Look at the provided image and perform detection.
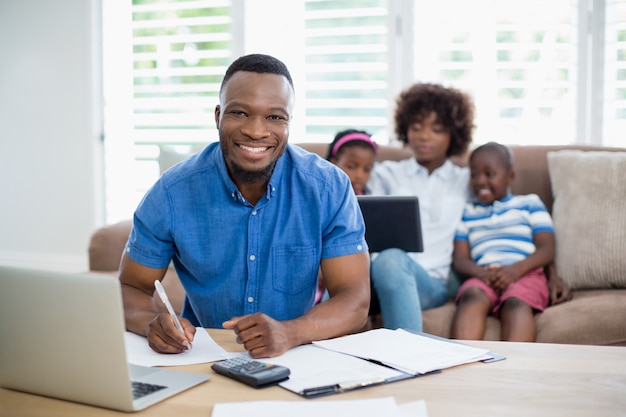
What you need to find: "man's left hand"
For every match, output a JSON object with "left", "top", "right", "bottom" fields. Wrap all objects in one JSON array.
[{"left": 222, "top": 312, "right": 292, "bottom": 358}]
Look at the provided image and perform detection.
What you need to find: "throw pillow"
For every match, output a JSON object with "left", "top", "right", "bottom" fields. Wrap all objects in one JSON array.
[
  {"left": 158, "top": 145, "right": 205, "bottom": 174},
  {"left": 547, "top": 150, "right": 626, "bottom": 289}
]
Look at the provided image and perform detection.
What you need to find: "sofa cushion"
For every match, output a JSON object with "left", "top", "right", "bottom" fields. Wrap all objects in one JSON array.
[
  {"left": 424, "top": 290, "right": 626, "bottom": 346},
  {"left": 422, "top": 302, "right": 501, "bottom": 341},
  {"left": 547, "top": 150, "right": 626, "bottom": 289},
  {"left": 535, "top": 290, "right": 626, "bottom": 346}
]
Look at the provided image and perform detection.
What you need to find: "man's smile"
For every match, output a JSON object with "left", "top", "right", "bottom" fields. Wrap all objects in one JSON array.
[{"left": 239, "top": 144, "right": 270, "bottom": 153}]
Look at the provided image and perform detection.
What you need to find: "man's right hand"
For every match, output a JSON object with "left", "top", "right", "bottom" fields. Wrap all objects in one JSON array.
[
  {"left": 118, "top": 254, "right": 193, "bottom": 354},
  {"left": 146, "top": 312, "right": 195, "bottom": 354}
]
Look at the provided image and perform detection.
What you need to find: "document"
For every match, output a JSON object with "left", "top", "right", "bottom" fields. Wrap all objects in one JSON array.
[
  {"left": 257, "top": 344, "right": 408, "bottom": 397},
  {"left": 214, "top": 329, "right": 501, "bottom": 398},
  {"left": 124, "top": 328, "right": 227, "bottom": 366},
  {"left": 313, "top": 328, "right": 492, "bottom": 375},
  {"left": 212, "top": 397, "right": 429, "bottom": 417}
]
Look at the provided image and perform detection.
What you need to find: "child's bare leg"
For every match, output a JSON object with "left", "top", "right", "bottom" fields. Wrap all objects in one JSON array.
[
  {"left": 499, "top": 297, "right": 535, "bottom": 342},
  {"left": 450, "top": 287, "right": 492, "bottom": 340}
]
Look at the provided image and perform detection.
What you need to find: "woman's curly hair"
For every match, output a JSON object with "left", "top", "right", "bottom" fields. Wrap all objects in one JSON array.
[{"left": 394, "top": 83, "right": 475, "bottom": 157}]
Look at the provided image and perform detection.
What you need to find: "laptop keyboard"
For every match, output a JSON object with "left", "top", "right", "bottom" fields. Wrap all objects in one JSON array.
[{"left": 131, "top": 381, "right": 167, "bottom": 399}]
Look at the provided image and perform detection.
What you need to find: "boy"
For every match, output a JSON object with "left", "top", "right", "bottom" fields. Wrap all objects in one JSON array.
[{"left": 450, "top": 142, "right": 555, "bottom": 341}]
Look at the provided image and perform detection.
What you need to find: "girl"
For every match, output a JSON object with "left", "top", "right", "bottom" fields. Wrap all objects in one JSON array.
[
  {"left": 315, "top": 129, "right": 378, "bottom": 304},
  {"left": 326, "top": 129, "right": 378, "bottom": 195}
]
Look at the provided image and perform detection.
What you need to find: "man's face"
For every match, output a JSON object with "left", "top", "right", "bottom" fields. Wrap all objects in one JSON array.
[{"left": 215, "top": 71, "right": 294, "bottom": 184}]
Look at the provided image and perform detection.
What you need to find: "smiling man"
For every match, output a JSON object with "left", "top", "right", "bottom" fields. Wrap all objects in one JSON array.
[{"left": 119, "top": 54, "right": 370, "bottom": 358}]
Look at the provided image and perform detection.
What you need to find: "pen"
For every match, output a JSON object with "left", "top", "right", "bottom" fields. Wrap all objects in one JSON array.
[
  {"left": 301, "top": 377, "right": 386, "bottom": 397},
  {"left": 154, "top": 280, "right": 191, "bottom": 350}
]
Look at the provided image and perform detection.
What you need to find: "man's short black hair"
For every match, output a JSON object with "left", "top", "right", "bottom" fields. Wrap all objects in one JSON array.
[{"left": 220, "top": 54, "right": 294, "bottom": 94}]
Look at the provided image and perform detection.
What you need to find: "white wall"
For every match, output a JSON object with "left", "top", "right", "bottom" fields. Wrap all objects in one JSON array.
[{"left": 0, "top": 0, "right": 103, "bottom": 272}]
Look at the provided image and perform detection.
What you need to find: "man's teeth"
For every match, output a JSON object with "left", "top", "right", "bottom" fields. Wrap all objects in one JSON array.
[{"left": 240, "top": 145, "right": 268, "bottom": 153}]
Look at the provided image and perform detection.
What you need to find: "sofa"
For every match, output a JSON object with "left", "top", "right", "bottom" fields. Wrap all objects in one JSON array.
[{"left": 88, "top": 142, "right": 626, "bottom": 346}]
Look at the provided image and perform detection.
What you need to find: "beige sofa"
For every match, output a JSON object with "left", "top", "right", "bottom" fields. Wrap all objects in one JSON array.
[{"left": 89, "top": 143, "right": 626, "bottom": 346}]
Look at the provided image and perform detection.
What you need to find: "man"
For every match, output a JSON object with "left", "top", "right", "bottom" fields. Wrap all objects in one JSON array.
[{"left": 119, "top": 54, "right": 370, "bottom": 358}]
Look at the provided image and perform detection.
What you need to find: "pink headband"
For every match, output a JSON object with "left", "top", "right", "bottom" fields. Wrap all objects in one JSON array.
[{"left": 331, "top": 132, "right": 378, "bottom": 157}]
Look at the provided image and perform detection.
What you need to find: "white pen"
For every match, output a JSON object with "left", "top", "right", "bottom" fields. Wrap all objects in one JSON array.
[{"left": 154, "top": 280, "right": 191, "bottom": 350}]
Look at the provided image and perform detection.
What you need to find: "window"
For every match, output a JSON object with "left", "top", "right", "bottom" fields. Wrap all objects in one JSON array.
[
  {"left": 302, "top": 0, "right": 390, "bottom": 142},
  {"left": 604, "top": 0, "right": 626, "bottom": 147},
  {"left": 102, "top": 0, "right": 625, "bottom": 223},
  {"left": 410, "top": 0, "right": 579, "bottom": 145},
  {"left": 103, "top": 0, "right": 234, "bottom": 221}
]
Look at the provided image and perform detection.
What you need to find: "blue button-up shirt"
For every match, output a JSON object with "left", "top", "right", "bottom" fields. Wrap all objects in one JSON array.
[{"left": 126, "top": 143, "right": 367, "bottom": 328}]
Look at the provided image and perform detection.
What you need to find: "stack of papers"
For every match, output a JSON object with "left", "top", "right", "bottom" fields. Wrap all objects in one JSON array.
[
  {"left": 313, "top": 328, "right": 492, "bottom": 375},
  {"left": 258, "top": 343, "right": 406, "bottom": 396},
  {"left": 212, "top": 397, "right": 428, "bottom": 417},
  {"left": 260, "top": 328, "right": 495, "bottom": 397}
]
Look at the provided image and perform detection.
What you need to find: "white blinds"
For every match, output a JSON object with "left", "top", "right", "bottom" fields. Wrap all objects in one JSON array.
[
  {"left": 413, "top": 0, "right": 578, "bottom": 145},
  {"left": 301, "top": 0, "right": 389, "bottom": 142},
  {"left": 102, "top": 0, "right": 625, "bottom": 223},
  {"left": 604, "top": 0, "right": 626, "bottom": 147},
  {"left": 131, "top": 0, "right": 231, "bottom": 148}
]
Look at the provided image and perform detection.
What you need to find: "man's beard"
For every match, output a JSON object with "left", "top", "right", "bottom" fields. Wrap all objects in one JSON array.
[{"left": 228, "top": 159, "right": 276, "bottom": 184}]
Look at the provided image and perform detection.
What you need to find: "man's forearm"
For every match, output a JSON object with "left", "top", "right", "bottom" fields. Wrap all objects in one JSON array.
[
  {"left": 290, "top": 288, "right": 369, "bottom": 346},
  {"left": 121, "top": 283, "right": 161, "bottom": 336}
]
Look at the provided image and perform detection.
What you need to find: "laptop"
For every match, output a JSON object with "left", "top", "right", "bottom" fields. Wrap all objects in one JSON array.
[
  {"left": 357, "top": 195, "right": 423, "bottom": 253},
  {"left": 0, "top": 265, "right": 210, "bottom": 412}
]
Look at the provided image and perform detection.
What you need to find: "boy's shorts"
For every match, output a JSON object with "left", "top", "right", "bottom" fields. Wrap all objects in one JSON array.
[{"left": 455, "top": 267, "right": 550, "bottom": 316}]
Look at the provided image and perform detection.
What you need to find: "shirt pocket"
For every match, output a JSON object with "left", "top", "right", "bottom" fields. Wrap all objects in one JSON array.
[{"left": 271, "top": 245, "right": 318, "bottom": 294}]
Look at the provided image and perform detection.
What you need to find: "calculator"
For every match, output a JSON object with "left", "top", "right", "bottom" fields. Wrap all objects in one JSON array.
[{"left": 211, "top": 356, "right": 290, "bottom": 388}]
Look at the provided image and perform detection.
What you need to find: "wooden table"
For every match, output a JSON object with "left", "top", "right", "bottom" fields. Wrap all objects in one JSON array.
[{"left": 2, "top": 329, "right": 625, "bottom": 417}]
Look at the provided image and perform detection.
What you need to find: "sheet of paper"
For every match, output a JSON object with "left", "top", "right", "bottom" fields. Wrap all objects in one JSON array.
[
  {"left": 313, "top": 328, "right": 490, "bottom": 375},
  {"left": 258, "top": 344, "right": 405, "bottom": 394},
  {"left": 124, "top": 328, "right": 227, "bottom": 366},
  {"left": 212, "top": 397, "right": 428, "bottom": 417},
  {"left": 399, "top": 400, "right": 428, "bottom": 417}
]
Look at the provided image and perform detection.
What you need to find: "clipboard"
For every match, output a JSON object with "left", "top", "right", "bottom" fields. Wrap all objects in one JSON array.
[
  {"left": 306, "top": 329, "right": 502, "bottom": 393},
  {"left": 407, "top": 330, "right": 507, "bottom": 364},
  {"left": 264, "top": 329, "right": 504, "bottom": 399},
  {"left": 298, "top": 368, "right": 438, "bottom": 399},
  {"left": 264, "top": 343, "right": 438, "bottom": 399}
]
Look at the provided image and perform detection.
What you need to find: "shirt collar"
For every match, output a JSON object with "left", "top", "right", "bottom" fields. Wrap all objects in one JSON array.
[
  {"left": 217, "top": 146, "right": 284, "bottom": 205},
  {"left": 473, "top": 192, "right": 513, "bottom": 207},
  {"left": 408, "top": 157, "right": 457, "bottom": 179}
]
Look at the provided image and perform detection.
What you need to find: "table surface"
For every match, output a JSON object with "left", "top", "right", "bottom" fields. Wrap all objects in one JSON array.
[{"left": 2, "top": 329, "right": 625, "bottom": 417}]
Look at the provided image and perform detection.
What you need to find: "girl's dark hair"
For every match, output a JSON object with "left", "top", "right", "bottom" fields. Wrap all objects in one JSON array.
[
  {"left": 394, "top": 83, "right": 475, "bottom": 157},
  {"left": 326, "top": 129, "right": 377, "bottom": 160}
]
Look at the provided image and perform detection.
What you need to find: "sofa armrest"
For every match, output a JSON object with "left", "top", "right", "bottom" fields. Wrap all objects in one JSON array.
[
  {"left": 88, "top": 220, "right": 132, "bottom": 271},
  {"left": 88, "top": 220, "right": 186, "bottom": 314}
]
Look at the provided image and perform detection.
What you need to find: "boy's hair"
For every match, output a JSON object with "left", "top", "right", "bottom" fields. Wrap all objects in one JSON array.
[
  {"left": 326, "top": 129, "right": 377, "bottom": 160},
  {"left": 220, "top": 54, "right": 294, "bottom": 94},
  {"left": 394, "top": 83, "right": 474, "bottom": 157},
  {"left": 471, "top": 141, "right": 514, "bottom": 170}
]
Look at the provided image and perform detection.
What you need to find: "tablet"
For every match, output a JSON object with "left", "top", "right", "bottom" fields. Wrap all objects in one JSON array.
[{"left": 357, "top": 195, "right": 423, "bottom": 253}]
